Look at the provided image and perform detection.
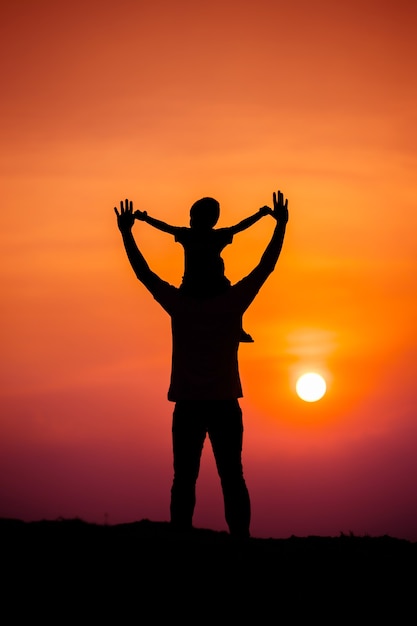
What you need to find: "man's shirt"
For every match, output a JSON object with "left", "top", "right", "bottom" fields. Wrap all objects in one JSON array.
[{"left": 147, "top": 262, "right": 273, "bottom": 401}]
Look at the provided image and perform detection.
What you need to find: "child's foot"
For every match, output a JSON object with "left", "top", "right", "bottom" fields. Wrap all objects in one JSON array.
[{"left": 240, "top": 329, "right": 254, "bottom": 343}]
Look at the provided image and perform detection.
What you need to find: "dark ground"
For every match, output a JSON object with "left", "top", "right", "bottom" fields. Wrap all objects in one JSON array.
[{"left": 2, "top": 517, "right": 416, "bottom": 621}]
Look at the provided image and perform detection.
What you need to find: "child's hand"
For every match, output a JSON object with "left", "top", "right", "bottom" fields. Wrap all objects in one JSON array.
[
  {"left": 259, "top": 205, "right": 273, "bottom": 216},
  {"left": 272, "top": 191, "right": 289, "bottom": 224},
  {"left": 134, "top": 209, "right": 148, "bottom": 221}
]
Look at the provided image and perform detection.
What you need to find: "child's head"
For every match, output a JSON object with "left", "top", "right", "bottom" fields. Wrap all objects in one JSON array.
[{"left": 189, "top": 197, "right": 220, "bottom": 230}]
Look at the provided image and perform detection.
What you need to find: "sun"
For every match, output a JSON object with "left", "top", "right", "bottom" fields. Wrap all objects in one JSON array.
[{"left": 296, "top": 373, "right": 327, "bottom": 402}]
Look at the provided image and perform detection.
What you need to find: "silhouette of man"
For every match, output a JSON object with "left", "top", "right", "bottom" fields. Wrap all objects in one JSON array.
[{"left": 115, "top": 190, "right": 289, "bottom": 538}]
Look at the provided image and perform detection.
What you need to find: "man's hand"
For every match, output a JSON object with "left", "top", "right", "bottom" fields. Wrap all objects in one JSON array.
[
  {"left": 114, "top": 199, "right": 135, "bottom": 233},
  {"left": 271, "top": 190, "right": 289, "bottom": 225}
]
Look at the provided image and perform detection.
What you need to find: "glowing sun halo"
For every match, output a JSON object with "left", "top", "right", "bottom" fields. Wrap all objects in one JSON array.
[{"left": 296, "top": 373, "right": 327, "bottom": 402}]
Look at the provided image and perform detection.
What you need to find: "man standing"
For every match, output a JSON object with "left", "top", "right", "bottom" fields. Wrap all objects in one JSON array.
[{"left": 115, "top": 190, "right": 288, "bottom": 538}]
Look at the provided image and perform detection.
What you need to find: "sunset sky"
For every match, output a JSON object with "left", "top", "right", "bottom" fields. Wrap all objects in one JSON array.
[{"left": 1, "top": 0, "right": 417, "bottom": 540}]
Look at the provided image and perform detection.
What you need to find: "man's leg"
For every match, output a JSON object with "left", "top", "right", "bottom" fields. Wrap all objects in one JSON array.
[
  {"left": 170, "top": 401, "right": 206, "bottom": 531},
  {"left": 208, "top": 399, "right": 251, "bottom": 538}
]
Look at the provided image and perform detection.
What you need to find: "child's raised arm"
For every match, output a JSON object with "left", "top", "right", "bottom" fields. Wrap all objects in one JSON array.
[
  {"left": 228, "top": 206, "right": 272, "bottom": 235},
  {"left": 134, "top": 210, "right": 178, "bottom": 236}
]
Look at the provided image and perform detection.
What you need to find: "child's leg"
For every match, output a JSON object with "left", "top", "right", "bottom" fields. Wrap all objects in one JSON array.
[{"left": 240, "top": 328, "right": 254, "bottom": 343}]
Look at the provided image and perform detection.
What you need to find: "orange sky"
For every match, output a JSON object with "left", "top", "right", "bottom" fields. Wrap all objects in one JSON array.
[{"left": 1, "top": 0, "right": 417, "bottom": 539}]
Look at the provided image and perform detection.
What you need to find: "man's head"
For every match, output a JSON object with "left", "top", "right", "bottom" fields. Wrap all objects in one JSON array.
[{"left": 189, "top": 197, "right": 220, "bottom": 230}]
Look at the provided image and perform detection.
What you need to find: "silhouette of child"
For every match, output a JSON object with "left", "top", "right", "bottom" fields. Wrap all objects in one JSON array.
[{"left": 134, "top": 197, "right": 272, "bottom": 342}]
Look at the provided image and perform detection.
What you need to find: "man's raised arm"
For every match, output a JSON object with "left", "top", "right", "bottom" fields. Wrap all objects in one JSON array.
[
  {"left": 114, "top": 199, "right": 163, "bottom": 293},
  {"left": 257, "top": 190, "right": 289, "bottom": 275},
  {"left": 236, "top": 190, "right": 288, "bottom": 305}
]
